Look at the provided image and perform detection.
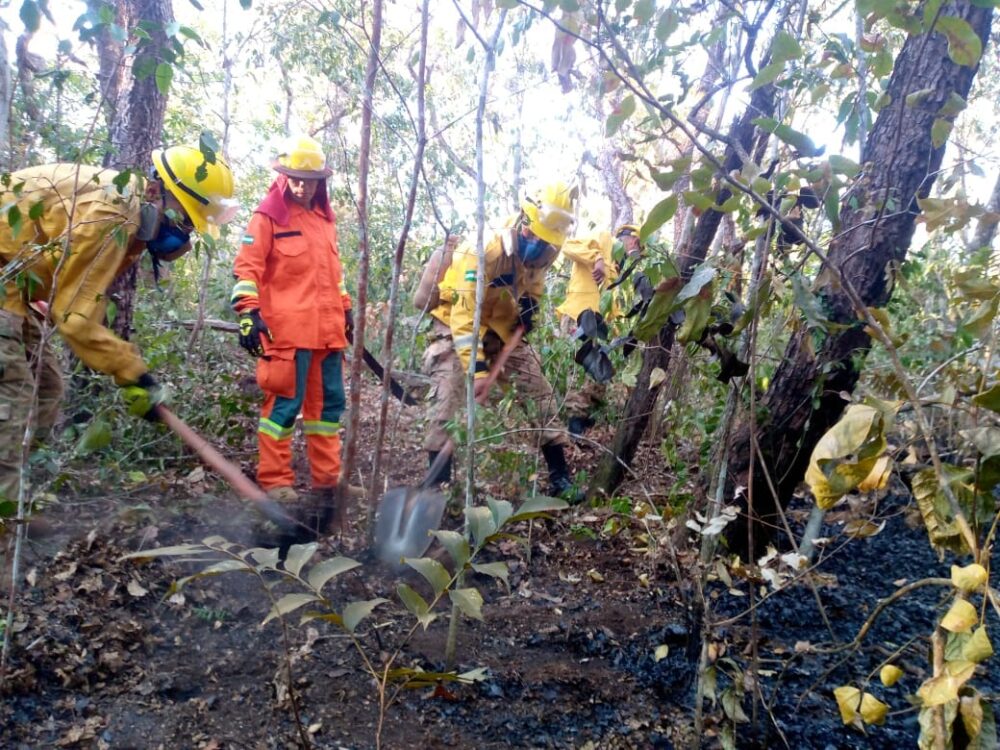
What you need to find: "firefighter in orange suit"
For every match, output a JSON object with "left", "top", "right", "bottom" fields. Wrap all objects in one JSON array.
[{"left": 231, "top": 136, "right": 352, "bottom": 516}]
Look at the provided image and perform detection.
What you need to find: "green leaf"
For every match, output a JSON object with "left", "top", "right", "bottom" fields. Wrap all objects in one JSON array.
[
  {"left": 682, "top": 191, "right": 716, "bottom": 211},
  {"left": 341, "top": 598, "right": 388, "bottom": 633},
  {"left": 486, "top": 497, "right": 514, "bottom": 530},
  {"left": 650, "top": 169, "right": 684, "bottom": 191},
  {"left": 120, "top": 543, "right": 207, "bottom": 560},
  {"left": 471, "top": 562, "right": 510, "bottom": 590},
  {"left": 606, "top": 98, "right": 635, "bottom": 138},
  {"left": 507, "top": 495, "right": 569, "bottom": 524},
  {"left": 262, "top": 593, "right": 320, "bottom": 626},
  {"left": 973, "top": 384, "right": 1000, "bottom": 414},
  {"left": 20, "top": 0, "right": 40, "bottom": 33},
  {"left": 449, "top": 588, "right": 484, "bottom": 620},
  {"left": 937, "top": 92, "right": 967, "bottom": 117},
  {"left": 750, "top": 61, "right": 784, "bottom": 91},
  {"left": 936, "top": 15, "right": 983, "bottom": 67},
  {"left": 771, "top": 30, "right": 803, "bottom": 63},
  {"left": 283, "top": 542, "right": 317, "bottom": 578},
  {"left": 239, "top": 0, "right": 252, "bottom": 8},
  {"left": 931, "top": 118, "right": 953, "bottom": 149},
  {"left": 677, "top": 291, "right": 712, "bottom": 344},
  {"left": 633, "top": 276, "right": 682, "bottom": 341},
  {"left": 633, "top": 0, "right": 655, "bottom": 23},
  {"left": 7, "top": 205, "right": 22, "bottom": 239},
  {"left": 405, "top": 557, "right": 451, "bottom": 596},
  {"left": 306, "top": 556, "right": 360, "bottom": 593},
  {"left": 133, "top": 56, "right": 157, "bottom": 81},
  {"left": 154, "top": 62, "right": 173, "bottom": 95},
  {"left": 753, "top": 116, "right": 824, "bottom": 156},
  {"left": 75, "top": 419, "right": 112, "bottom": 456},
  {"left": 396, "top": 583, "right": 436, "bottom": 629},
  {"left": 640, "top": 195, "right": 678, "bottom": 241},
  {"left": 28, "top": 200, "right": 45, "bottom": 221},
  {"left": 655, "top": 9, "right": 679, "bottom": 41},
  {"left": 432, "top": 530, "right": 470, "bottom": 569},
  {"left": 466, "top": 506, "right": 497, "bottom": 548},
  {"left": 676, "top": 264, "right": 717, "bottom": 304},
  {"left": 828, "top": 155, "right": 860, "bottom": 177}
]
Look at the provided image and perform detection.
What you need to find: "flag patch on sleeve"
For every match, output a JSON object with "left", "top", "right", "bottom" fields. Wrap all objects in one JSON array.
[
  {"left": 464, "top": 270, "right": 476, "bottom": 282},
  {"left": 242, "top": 234, "right": 255, "bottom": 245}
]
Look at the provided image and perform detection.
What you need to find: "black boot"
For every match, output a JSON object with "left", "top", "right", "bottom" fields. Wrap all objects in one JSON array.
[
  {"left": 567, "top": 415, "right": 595, "bottom": 438},
  {"left": 541, "top": 443, "right": 584, "bottom": 504},
  {"left": 428, "top": 450, "right": 453, "bottom": 487}
]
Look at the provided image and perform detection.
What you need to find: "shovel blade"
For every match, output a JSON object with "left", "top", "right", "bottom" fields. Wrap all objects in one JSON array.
[{"left": 373, "top": 486, "right": 447, "bottom": 566}]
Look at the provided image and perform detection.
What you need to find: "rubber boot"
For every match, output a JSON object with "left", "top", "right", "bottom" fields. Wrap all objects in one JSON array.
[
  {"left": 541, "top": 442, "right": 583, "bottom": 504},
  {"left": 428, "top": 450, "right": 453, "bottom": 488},
  {"left": 567, "top": 415, "right": 595, "bottom": 438}
]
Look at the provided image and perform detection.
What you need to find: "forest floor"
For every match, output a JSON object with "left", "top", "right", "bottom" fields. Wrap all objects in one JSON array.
[{"left": 1, "top": 380, "right": 997, "bottom": 749}]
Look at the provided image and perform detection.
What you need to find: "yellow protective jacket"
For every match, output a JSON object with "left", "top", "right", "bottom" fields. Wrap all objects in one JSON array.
[
  {"left": 0, "top": 164, "right": 147, "bottom": 385},
  {"left": 431, "top": 226, "right": 551, "bottom": 378},
  {"left": 555, "top": 231, "right": 618, "bottom": 323}
]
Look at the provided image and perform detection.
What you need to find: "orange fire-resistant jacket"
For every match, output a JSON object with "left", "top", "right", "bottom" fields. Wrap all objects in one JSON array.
[
  {"left": 231, "top": 202, "right": 352, "bottom": 352},
  {"left": 0, "top": 164, "right": 148, "bottom": 385}
]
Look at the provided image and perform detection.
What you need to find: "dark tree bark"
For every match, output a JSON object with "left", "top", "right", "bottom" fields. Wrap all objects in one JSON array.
[
  {"left": 588, "top": 80, "right": 777, "bottom": 500},
  {"left": 101, "top": 0, "right": 173, "bottom": 341},
  {"left": 724, "top": 1, "right": 995, "bottom": 559}
]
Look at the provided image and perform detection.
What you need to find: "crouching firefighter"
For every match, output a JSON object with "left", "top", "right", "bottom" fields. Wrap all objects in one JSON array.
[
  {"left": 422, "top": 182, "right": 582, "bottom": 501},
  {"left": 0, "top": 147, "right": 237, "bottom": 511},
  {"left": 231, "top": 135, "right": 352, "bottom": 534}
]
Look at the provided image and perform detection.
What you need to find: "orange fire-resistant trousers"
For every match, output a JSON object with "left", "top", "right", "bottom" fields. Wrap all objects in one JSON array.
[{"left": 256, "top": 348, "right": 345, "bottom": 491}]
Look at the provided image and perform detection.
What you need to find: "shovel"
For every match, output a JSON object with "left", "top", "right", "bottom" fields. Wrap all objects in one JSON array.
[
  {"left": 373, "top": 327, "right": 524, "bottom": 565},
  {"left": 154, "top": 405, "right": 310, "bottom": 543}
]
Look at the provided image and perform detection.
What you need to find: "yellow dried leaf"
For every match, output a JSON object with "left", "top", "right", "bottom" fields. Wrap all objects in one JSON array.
[
  {"left": 649, "top": 367, "right": 667, "bottom": 388},
  {"left": 963, "top": 627, "right": 993, "bottom": 663},
  {"left": 805, "top": 405, "right": 888, "bottom": 509},
  {"left": 941, "top": 599, "right": 978, "bottom": 633},
  {"left": 860, "top": 693, "right": 889, "bottom": 725},
  {"left": 654, "top": 644, "right": 669, "bottom": 662},
  {"left": 880, "top": 664, "right": 903, "bottom": 687},
  {"left": 857, "top": 455, "right": 892, "bottom": 492},
  {"left": 917, "top": 660, "right": 977, "bottom": 706},
  {"left": 951, "top": 563, "right": 988, "bottom": 593},
  {"left": 834, "top": 685, "right": 862, "bottom": 724}
]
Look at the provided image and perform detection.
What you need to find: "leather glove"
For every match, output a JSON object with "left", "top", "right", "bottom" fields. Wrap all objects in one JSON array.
[
  {"left": 238, "top": 309, "right": 272, "bottom": 358},
  {"left": 121, "top": 373, "right": 165, "bottom": 421},
  {"left": 517, "top": 296, "right": 538, "bottom": 334},
  {"left": 344, "top": 308, "right": 354, "bottom": 340}
]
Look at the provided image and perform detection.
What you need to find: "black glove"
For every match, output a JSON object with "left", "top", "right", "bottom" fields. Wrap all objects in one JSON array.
[
  {"left": 344, "top": 308, "right": 354, "bottom": 340},
  {"left": 238, "top": 309, "right": 272, "bottom": 358},
  {"left": 517, "top": 296, "right": 538, "bottom": 334},
  {"left": 120, "top": 373, "right": 164, "bottom": 422}
]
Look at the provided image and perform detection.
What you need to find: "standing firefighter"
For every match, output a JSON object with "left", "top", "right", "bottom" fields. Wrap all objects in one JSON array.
[
  {"left": 423, "top": 182, "right": 580, "bottom": 499},
  {"left": 231, "top": 135, "right": 352, "bottom": 526},
  {"left": 0, "top": 147, "right": 237, "bottom": 508},
  {"left": 556, "top": 223, "right": 643, "bottom": 436}
]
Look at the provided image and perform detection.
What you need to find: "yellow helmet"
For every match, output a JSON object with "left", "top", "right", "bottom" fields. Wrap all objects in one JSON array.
[
  {"left": 615, "top": 223, "right": 640, "bottom": 239},
  {"left": 272, "top": 135, "right": 332, "bottom": 179},
  {"left": 521, "top": 181, "right": 576, "bottom": 247},
  {"left": 152, "top": 145, "right": 237, "bottom": 238}
]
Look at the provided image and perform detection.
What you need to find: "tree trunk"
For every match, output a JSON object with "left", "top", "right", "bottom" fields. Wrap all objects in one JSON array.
[
  {"left": 588, "top": 80, "right": 777, "bottom": 500},
  {"left": 339, "top": 0, "right": 383, "bottom": 520},
  {"left": 724, "top": 2, "right": 994, "bottom": 559},
  {"left": 0, "top": 20, "right": 10, "bottom": 169},
  {"left": 102, "top": 0, "right": 173, "bottom": 342}
]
